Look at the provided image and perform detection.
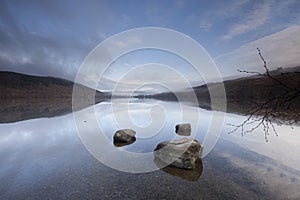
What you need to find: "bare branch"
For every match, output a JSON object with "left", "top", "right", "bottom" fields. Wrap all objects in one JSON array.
[{"left": 228, "top": 48, "right": 300, "bottom": 141}]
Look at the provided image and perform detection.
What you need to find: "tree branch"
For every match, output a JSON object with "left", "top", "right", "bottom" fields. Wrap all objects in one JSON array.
[{"left": 228, "top": 48, "right": 300, "bottom": 141}]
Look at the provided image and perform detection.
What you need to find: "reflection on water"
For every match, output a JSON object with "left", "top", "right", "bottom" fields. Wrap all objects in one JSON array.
[
  {"left": 154, "top": 158, "right": 203, "bottom": 182},
  {"left": 0, "top": 99, "right": 300, "bottom": 199},
  {"left": 113, "top": 138, "right": 136, "bottom": 147},
  {"left": 0, "top": 96, "right": 107, "bottom": 123}
]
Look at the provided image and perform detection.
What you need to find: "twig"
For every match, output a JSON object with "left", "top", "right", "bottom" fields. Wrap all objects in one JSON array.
[{"left": 228, "top": 48, "right": 300, "bottom": 141}]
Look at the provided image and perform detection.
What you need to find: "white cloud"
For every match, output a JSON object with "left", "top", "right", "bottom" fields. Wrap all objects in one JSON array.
[
  {"left": 185, "top": 0, "right": 251, "bottom": 32},
  {"left": 222, "top": 2, "right": 270, "bottom": 40},
  {"left": 199, "top": 21, "right": 213, "bottom": 32},
  {"left": 101, "top": 63, "right": 202, "bottom": 92},
  {"left": 217, "top": 0, "right": 251, "bottom": 19},
  {"left": 97, "top": 30, "right": 109, "bottom": 40},
  {"left": 215, "top": 26, "right": 300, "bottom": 77}
]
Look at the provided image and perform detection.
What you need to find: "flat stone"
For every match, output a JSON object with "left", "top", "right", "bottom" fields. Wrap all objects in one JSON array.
[
  {"left": 113, "top": 129, "right": 136, "bottom": 144},
  {"left": 154, "top": 138, "right": 203, "bottom": 169},
  {"left": 175, "top": 123, "right": 191, "bottom": 136}
]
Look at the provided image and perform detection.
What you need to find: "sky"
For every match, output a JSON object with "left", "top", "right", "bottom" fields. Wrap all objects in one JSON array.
[{"left": 0, "top": 0, "right": 300, "bottom": 91}]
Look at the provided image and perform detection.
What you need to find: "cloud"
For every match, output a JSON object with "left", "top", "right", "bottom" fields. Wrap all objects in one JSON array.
[
  {"left": 0, "top": 0, "right": 118, "bottom": 81},
  {"left": 215, "top": 26, "right": 300, "bottom": 77},
  {"left": 1, "top": 0, "right": 300, "bottom": 86},
  {"left": 0, "top": 24, "right": 88, "bottom": 80},
  {"left": 199, "top": 21, "right": 213, "bottom": 32},
  {"left": 222, "top": 2, "right": 270, "bottom": 40},
  {"left": 107, "top": 63, "right": 202, "bottom": 92},
  {"left": 214, "top": 0, "right": 251, "bottom": 20},
  {"left": 186, "top": 0, "right": 251, "bottom": 32}
]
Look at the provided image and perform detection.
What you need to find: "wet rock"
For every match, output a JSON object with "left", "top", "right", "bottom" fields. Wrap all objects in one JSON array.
[
  {"left": 175, "top": 123, "right": 191, "bottom": 136},
  {"left": 154, "top": 157, "right": 203, "bottom": 182},
  {"left": 113, "top": 129, "right": 136, "bottom": 144},
  {"left": 154, "top": 138, "right": 203, "bottom": 169}
]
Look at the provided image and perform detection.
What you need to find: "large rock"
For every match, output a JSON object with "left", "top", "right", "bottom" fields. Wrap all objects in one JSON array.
[
  {"left": 175, "top": 123, "right": 191, "bottom": 136},
  {"left": 154, "top": 138, "right": 203, "bottom": 169},
  {"left": 113, "top": 129, "right": 136, "bottom": 144}
]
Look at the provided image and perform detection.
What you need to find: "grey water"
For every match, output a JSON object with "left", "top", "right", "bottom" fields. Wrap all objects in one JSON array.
[{"left": 0, "top": 99, "right": 300, "bottom": 199}]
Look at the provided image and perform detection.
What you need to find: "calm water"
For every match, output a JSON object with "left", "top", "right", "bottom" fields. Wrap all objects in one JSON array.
[{"left": 0, "top": 99, "right": 299, "bottom": 199}]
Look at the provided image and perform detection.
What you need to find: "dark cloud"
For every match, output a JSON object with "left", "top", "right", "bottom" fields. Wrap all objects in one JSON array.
[{"left": 0, "top": 0, "right": 113, "bottom": 81}]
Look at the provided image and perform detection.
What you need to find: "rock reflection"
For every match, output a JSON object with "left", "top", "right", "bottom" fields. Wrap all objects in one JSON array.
[
  {"left": 154, "top": 158, "right": 203, "bottom": 182},
  {"left": 113, "top": 138, "right": 136, "bottom": 147}
]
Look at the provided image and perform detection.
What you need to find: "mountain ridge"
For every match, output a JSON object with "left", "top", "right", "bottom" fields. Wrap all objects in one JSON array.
[{"left": 0, "top": 71, "right": 109, "bottom": 123}]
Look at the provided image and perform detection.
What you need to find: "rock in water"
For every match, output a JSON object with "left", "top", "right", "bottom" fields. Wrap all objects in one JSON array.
[
  {"left": 154, "top": 138, "right": 203, "bottom": 169},
  {"left": 175, "top": 123, "right": 191, "bottom": 136},
  {"left": 113, "top": 129, "right": 136, "bottom": 144}
]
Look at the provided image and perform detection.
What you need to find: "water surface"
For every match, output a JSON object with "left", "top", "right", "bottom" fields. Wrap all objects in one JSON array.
[{"left": 0, "top": 100, "right": 299, "bottom": 199}]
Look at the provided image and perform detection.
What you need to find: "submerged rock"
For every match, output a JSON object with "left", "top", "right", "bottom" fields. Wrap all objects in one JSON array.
[
  {"left": 154, "top": 157, "right": 203, "bottom": 182},
  {"left": 154, "top": 138, "right": 203, "bottom": 169},
  {"left": 113, "top": 129, "right": 136, "bottom": 144},
  {"left": 175, "top": 123, "right": 191, "bottom": 136}
]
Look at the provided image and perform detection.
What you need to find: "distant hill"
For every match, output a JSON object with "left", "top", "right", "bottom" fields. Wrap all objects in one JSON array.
[
  {"left": 268, "top": 66, "right": 300, "bottom": 75},
  {"left": 0, "top": 71, "right": 105, "bottom": 98},
  {"left": 148, "top": 68, "right": 300, "bottom": 117},
  {"left": 0, "top": 71, "right": 109, "bottom": 123}
]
